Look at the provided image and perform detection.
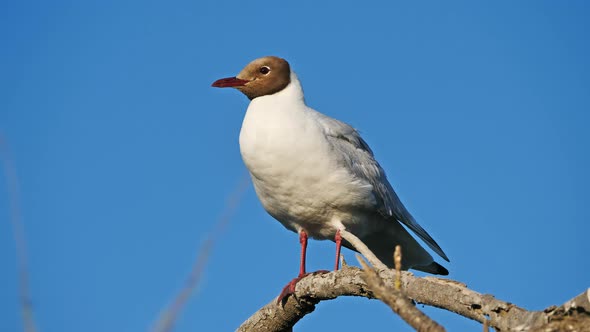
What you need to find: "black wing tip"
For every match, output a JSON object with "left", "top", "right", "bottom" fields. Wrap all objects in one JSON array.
[
  {"left": 397, "top": 215, "right": 450, "bottom": 262},
  {"left": 425, "top": 239, "right": 450, "bottom": 262},
  {"left": 417, "top": 228, "right": 450, "bottom": 262},
  {"left": 414, "top": 262, "right": 449, "bottom": 275},
  {"left": 439, "top": 250, "right": 451, "bottom": 262}
]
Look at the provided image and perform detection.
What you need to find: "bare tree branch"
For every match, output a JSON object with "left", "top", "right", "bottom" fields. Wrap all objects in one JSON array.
[
  {"left": 1, "top": 134, "right": 39, "bottom": 332},
  {"left": 237, "top": 266, "right": 590, "bottom": 331},
  {"left": 238, "top": 226, "right": 589, "bottom": 331},
  {"left": 358, "top": 255, "right": 445, "bottom": 332}
]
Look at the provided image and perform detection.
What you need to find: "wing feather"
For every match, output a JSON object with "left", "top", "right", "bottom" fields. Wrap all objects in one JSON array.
[{"left": 312, "top": 111, "right": 450, "bottom": 262}]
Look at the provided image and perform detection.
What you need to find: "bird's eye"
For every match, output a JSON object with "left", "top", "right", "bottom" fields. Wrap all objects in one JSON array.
[{"left": 259, "top": 66, "right": 270, "bottom": 75}]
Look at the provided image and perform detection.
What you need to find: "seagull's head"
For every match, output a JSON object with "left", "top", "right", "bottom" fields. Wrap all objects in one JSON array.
[{"left": 212, "top": 56, "right": 291, "bottom": 100}]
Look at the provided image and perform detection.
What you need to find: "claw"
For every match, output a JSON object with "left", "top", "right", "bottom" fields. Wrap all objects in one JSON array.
[{"left": 277, "top": 270, "right": 330, "bottom": 305}]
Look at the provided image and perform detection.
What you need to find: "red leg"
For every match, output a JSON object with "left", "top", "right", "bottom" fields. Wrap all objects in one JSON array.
[
  {"left": 277, "top": 230, "right": 329, "bottom": 305},
  {"left": 298, "top": 230, "right": 308, "bottom": 276},
  {"left": 334, "top": 230, "right": 342, "bottom": 271},
  {"left": 277, "top": 230, "right": 309, "bottom": 304}
]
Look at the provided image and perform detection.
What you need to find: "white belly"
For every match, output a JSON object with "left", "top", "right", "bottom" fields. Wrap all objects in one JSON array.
[{"left": 239, "top": 102, "right": 376, "bottom": 239}]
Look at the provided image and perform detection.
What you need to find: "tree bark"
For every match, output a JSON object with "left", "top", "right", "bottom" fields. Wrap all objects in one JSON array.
[
  {"left": 358, "top": 256, "right": 445, "bottom": 332},
  {"left": 236, "top": 266, "right": 590, "bottom": 331}
]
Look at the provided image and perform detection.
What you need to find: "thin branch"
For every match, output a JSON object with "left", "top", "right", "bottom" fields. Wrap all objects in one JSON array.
[
  {"left": 394, "top": 245, "right": 402, "bottom": 290},
  {"left": 358, "top": 255, "right": 445, "bottom": 332},
  {"left": 0, "top": 135, "right": 39, "bottom": 332},
  {"left": 339, "top": 229, "right": 388, "bottom": 270},
  {"left": 152, "top": 173, "right": 250, "bottom": 332}
]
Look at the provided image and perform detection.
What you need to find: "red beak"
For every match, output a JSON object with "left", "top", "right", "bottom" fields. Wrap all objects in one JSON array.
[{"left": 211, "top": 77, "right": 250, "bottom": 88}]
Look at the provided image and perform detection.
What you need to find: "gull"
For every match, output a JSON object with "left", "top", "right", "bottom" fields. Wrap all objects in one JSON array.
[{"left": 212, "top": 56, "right": 449, "bottom": 302}]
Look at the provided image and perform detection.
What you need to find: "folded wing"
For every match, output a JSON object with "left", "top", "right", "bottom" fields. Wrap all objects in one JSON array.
[{"left": 312, "top": 110, "right": 450, "bottom": 262}]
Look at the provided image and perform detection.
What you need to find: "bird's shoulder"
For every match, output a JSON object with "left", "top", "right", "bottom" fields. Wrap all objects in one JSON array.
[
  {"left": 306, "top": 109, "right": 373, "bottom": 153},
  {"left": 306, "top": 109, "right": 392, "bottom": 210}
]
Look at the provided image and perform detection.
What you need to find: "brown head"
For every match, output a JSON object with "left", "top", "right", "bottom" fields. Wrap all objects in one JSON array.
[{"left": 211, "top": 56, "right": 291, "bottom": 100}]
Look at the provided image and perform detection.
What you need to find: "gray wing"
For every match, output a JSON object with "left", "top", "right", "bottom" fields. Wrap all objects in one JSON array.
[{"left": 312, "top": 111, "right": 450, "bottom": 262}]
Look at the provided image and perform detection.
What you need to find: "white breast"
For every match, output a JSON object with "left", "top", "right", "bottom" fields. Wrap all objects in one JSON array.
[{"left": 238, "top": 75, "right": 375, "bottom": 239}]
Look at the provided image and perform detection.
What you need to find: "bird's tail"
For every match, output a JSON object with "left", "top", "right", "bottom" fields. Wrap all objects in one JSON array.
[{"left": 357, "top": 220, "right": 449, "bottom": 275}]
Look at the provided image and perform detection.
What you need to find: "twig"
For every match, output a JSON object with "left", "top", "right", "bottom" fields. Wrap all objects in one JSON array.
[
  {"left": 358, "top": 255, "right": 445, "bottom": 332},
  {"left": 0, "top": 135, "right": 39, "bottom": 332},
  {"left": 152, "top": 173, "right": 250, "bottom": 332},
  {"left": 394, "top": 245, "right": 402, "bottom": 290},
  {"left": 339, "top": 229, "right": 388, "bottom": 270}
]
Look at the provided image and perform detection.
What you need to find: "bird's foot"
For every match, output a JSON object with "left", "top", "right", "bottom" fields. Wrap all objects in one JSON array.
[{"left": 277, "top": 270, "right": 330, "bottom": 305}]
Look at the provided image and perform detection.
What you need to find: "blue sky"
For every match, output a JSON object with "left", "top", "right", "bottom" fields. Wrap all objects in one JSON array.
[{"left": 1, "top": 1, "right": 588, "bottom": 331}]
